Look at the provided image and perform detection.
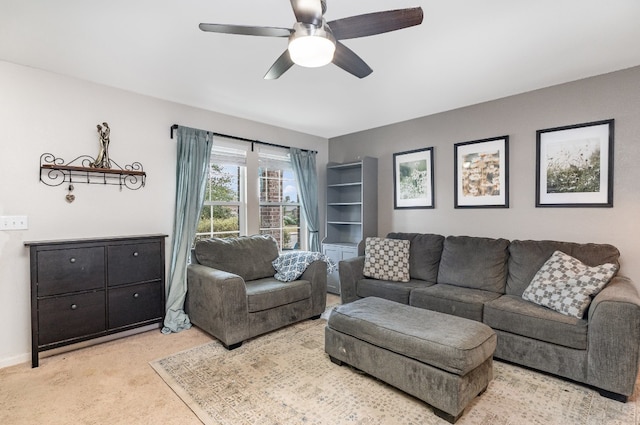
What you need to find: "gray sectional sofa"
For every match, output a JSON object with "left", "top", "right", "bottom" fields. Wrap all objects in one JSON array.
[{"left": 339, "top": 233, "right": 640, "bottom": 401}]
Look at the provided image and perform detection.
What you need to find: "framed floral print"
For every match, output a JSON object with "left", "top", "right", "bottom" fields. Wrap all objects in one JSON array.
[{"left": 454, "top": 136, "right": 509, "bottom": 208}]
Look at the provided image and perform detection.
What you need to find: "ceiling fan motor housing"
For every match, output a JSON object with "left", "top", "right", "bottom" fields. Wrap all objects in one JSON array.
[{"left": 288, "top": 21, "right": 336, "bottom": 67}]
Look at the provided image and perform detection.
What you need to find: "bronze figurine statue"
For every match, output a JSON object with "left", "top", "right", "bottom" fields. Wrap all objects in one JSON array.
[{"left": 92, "top": 122, "right": 111, "bottom": 168}]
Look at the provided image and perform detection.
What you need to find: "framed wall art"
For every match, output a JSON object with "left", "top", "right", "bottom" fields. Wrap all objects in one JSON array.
[
  {"left": 454, "top": 136, "right": 509, "bottom": 208},
  {"left": 536, "top": 119, "right": 614, "bottom": 207},
  {"left": 393, "top": 147, "right": 435, "bottom": 209}
]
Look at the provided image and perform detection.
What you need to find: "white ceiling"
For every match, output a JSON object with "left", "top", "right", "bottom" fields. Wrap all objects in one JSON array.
[{"left": 2, "top": 0, "right": 640, "bottom": 139}]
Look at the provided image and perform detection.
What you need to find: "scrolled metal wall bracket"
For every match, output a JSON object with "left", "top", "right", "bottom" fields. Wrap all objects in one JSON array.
[{"left": 39, "top": 153, "right": 146, "bottom": 191}]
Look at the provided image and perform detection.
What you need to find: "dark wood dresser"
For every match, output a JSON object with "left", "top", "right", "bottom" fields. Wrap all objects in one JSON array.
[{"left": 25, "top": 234, "right": 167, "bottom": 367}]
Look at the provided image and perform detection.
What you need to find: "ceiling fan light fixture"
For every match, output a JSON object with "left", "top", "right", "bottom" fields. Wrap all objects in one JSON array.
[{"left": 288, "top": 22, "right": 336, "bottom": 68}]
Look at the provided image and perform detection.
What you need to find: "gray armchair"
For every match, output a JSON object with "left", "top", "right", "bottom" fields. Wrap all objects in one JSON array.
[{"left": 186, "top": 234, "right": 327, "bottom": 349}]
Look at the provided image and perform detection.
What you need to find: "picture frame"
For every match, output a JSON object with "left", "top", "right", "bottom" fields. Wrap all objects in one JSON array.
[
  {"left": 393, "top": 147, "right": 435, "bottom": 209},
  {"left": 536, "top": 119, "right": 614, "bottom": 207},
  {"left": 454, "top": 136, "right": 509, "bottom": 208}
]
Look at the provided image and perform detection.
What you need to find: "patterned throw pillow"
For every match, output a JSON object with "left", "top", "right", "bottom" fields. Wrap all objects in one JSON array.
[
  {"left": 363, "top": 237, "right": 411, "bottom": 282},
  {"left": 272, "top": 251, "right": 337, "bottom": 282},
  {"left": 522, "top": 250, "right": 618, "bottom": 318}
]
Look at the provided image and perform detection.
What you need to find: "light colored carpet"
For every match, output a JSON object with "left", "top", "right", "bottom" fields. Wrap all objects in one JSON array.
[
  {"left": 0, "top": 325, "right": 213, "bottom": 425},
  {"left": 151, "top": 315, "right": 639, "bottom": 425}
]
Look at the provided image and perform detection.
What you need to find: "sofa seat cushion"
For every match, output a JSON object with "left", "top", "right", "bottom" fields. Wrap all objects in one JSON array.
[
  {"left": 410, "top": 284, "right": 502, "bottom": 322},
  {"left": 328, "top": 297, "right": 496, "bottom": 375},
  {"left": 483, "top": 295, "right": 588, "bottom": 350},
  {"left": 245, "top": 278, "right": 311, "bottom": 313},
  {"left": 195, "top": 234, "right": 279, "bottom": 281},
  {"left": 356, "top": 278, "right": 435, "bottom": 304},
  {"left": 386, "top": 232, "right": 445, "bottom": 282},
  {"left": 437, "top": 236, "right": 510, "bottom": 293}
]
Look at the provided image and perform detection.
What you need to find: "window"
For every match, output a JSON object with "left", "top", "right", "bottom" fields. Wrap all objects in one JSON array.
[
  {"left": 195, "top": 140, "right": 306, "bottom": 251},
  {"left": 195, "top": 144, "right": 246, "bottom": 242},
  {"left": 259, "top": 148, "right": 304, "bottom": 250}
]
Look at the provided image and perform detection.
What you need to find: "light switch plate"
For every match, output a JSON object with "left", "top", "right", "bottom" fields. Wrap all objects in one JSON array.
[{"left": 0, "top": 215, "right": 28, "bottom": 230}]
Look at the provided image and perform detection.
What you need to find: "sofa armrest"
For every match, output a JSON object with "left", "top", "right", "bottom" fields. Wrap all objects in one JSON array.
[
  {"left": 339, "top": 256, "right": 365, "bottom": 304},
  {"left": 186, "top": 263, "right": 249, "bottom": 346},
  {"left": 301, "top": 259, "right": 328, "bottom": 315},
  {"left": 586, "top": 275, "right": 640, "bottom": 397}
]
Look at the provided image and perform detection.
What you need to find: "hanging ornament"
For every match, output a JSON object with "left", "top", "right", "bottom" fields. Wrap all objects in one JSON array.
[{"left": 65, "top": 184, "right": 75, "bottom": 203}]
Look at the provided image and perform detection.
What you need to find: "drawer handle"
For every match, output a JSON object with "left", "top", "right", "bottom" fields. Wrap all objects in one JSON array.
[
  {"left": 70, "top": 304, "right": 78, "bottom": 310},
  {"left": 69, "top": 257, "right": 76, "bottom": 264},
  {"left": 133, "top": 293, "right": 140, "bottom": 299},
  {"left": 133, "top": 252, "right": 139, "bottom": 257}
]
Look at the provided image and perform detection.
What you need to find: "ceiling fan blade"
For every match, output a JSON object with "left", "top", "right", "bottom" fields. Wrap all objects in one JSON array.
[
  {"left": 328, "top": 7, "right": 423, "bottom": 40},
  {"left": 264, "top": 50, "right": 295, "bottom": 80},
  {"left": 199, "top": 23, "right": 292, "bottom": 37},
  {"left": 290, "top": 0, "right": 324, "bottom": 25},
  {"left": 332, "top": 42, "right": 372, "bottom": 79}
]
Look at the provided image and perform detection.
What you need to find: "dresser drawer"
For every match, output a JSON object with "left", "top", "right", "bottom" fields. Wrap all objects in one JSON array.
[
  {"left": 37, "top": 247, "right": 105, "bottom": 296},
  {"left": 38, "top": 291, "right": 106, "bottom": 345},
  {"left": 108, "top": 281, "right": 163, "bottom": 328},
  {"left": 107, "top": 242, "right": 163, "bottom": 286}
]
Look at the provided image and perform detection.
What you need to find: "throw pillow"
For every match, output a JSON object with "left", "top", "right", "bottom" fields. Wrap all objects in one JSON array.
[
  {"left": 272, "top": 251, "right": 337, "bottom": 282},
  {"left": 522, "top": 250, "right": 618, "bottom": 318},
  {"left": 363, "top": 237, "right": 411, "bottom": 282}
]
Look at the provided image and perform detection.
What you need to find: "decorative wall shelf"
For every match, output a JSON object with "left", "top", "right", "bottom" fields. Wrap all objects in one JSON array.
[{"left": 39, "top": 153, "right": 146, "bottom": 190}]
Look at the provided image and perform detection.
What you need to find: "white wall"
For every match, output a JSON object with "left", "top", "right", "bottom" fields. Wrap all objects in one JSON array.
[
  {"left": 0, "top": 60, "right": 328, "bottom": 367},
  {"left": 329, "top": 66, "right": 640, "bottom": 283}
]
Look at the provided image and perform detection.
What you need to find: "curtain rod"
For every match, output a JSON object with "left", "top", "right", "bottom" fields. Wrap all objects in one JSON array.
[{"left": 170, "top": 124, "right": 316, "bottom": 153}]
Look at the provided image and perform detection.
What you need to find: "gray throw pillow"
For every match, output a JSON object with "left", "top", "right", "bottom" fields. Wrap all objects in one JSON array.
[
  {"left": 522, "top": 250, "right": 618, "bottom": 318},
  {"left": 363, "top": 237, "right": 411, "bottom": 282}
]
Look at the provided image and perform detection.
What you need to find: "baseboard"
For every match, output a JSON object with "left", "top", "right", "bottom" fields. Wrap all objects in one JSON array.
[
  {"left": 0, "top": 352, "right": 31, "bottom": 369},
  {"left": 0, "top": 323, "right": 160, "bottom": 370}
]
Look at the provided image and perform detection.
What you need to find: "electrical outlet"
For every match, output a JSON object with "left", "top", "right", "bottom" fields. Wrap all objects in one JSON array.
[{"left": 0, "top": 215, "right": 28, "bottom": 230}]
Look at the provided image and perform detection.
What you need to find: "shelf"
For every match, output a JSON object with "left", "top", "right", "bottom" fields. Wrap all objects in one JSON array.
[
  {"left": 327, "top": 182, "right": 362, "bottom": 188},
  {"left": 39, "top": 153, "right": 146, "bottom": 190},
  {"left": 323, "top": 242, "right": 359, "bottom": 247},
  {"left": 327, "top": 221, "right": 362, "bottom": 225},
  {"left": 327, "top": 162, "right": 363, "bottom": 170},
  {"left": 327, "top": 202, "right": 362, "bottom": 206}
]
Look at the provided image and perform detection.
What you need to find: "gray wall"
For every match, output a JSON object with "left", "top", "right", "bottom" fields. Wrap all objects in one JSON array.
[{"left": 329, "top": 66, "right": 640, "bottom": 282}]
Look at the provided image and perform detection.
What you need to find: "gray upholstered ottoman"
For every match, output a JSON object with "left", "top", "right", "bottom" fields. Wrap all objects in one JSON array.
[{"left": 325, "top": 297, "right": 496, "bottom": 423}]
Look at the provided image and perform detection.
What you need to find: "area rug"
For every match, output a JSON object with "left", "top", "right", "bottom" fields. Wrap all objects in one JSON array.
[{"left": 151, "top": 316, "right": 638, "bottom": 425}]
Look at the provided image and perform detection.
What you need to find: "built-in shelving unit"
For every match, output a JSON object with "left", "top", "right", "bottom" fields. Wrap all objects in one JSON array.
[{"left": 322, "top": 157, "right": 378, "bottom": 294}]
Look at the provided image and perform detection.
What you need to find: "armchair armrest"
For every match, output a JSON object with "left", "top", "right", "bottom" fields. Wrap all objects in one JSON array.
[
  {"left": 339, "top": 256, "right": 365, "bottom": 304},
  {"left": 586, "top": 275, "right": 640, "bottom": 397},
  {"left": 186, "top": 263, "right": 249, "bottom": 346},
  {"left": 301, "top": 260, "right": 328, "bottom": 315}
]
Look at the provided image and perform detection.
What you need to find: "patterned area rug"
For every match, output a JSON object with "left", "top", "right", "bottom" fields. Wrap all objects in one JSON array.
[{"left": 150, "top": 314, "right": 638, "bottom": 425}]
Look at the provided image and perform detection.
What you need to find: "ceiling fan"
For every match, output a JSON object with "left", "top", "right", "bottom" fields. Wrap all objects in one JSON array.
[{"left": 199, "top": 0, "right": 424, "bottom": 79}]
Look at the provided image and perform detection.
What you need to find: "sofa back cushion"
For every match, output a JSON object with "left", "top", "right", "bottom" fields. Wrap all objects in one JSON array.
[
  {"left": 507, "top": 239, "right": 620, "bottom": 296},
  {"left": 437, "top": 236, "right": 510, "bottom": 293},
  {"left": 386, "top": 232, "right": 444, "bottom": 283},
  {"left": 194, "top": 234, "right": 279, "bottom": 281}
]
